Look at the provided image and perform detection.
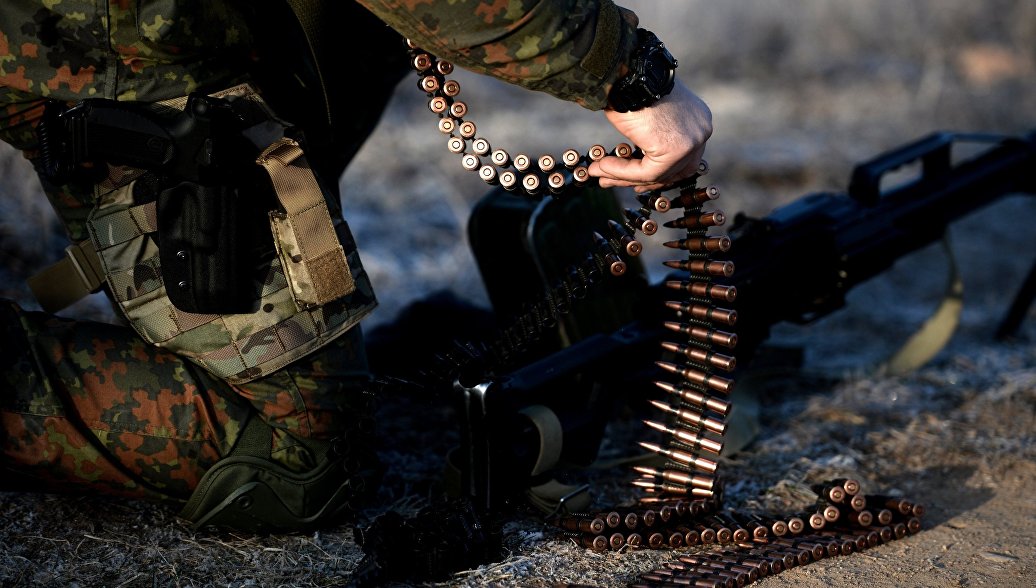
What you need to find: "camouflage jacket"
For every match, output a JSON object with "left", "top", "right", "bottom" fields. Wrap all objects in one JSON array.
[{"left": 0, "top": 0, "right": 637, "bottom": 376}]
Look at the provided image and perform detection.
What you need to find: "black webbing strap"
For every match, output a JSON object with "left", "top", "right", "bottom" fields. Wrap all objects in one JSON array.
[{"left": 284, "top": 0, "right": 333, "bottom": 126}]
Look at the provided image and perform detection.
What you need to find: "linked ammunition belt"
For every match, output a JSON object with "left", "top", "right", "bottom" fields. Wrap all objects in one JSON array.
[{"left": 407, "top": 44, "right": 926, "bottom": 586}]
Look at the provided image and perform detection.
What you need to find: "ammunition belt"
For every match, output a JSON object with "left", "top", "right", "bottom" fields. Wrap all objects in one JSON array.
[{"left": 407, "top": 44, "right": 925, "bottom": 586}]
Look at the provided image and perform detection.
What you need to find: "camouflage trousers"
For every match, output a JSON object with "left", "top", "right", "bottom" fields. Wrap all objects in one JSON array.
[{"left": 0, "top": 299, "right": 376, "bottom": 506}]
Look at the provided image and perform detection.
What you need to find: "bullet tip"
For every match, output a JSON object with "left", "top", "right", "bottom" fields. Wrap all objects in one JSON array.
[{"left": 639, "top": 441, "right": 662, "bottom": 453}]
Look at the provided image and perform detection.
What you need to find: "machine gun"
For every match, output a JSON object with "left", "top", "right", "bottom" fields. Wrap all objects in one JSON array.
[{"left": 367, "top": 129, "right": 1036, "bottom": 512}]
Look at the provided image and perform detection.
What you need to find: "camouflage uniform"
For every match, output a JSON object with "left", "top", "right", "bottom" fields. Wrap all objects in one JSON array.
[{"left": 0, "top": 0, "right": 636, "bottom": 526}]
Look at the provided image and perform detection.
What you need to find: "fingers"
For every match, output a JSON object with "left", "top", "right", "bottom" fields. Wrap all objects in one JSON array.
[{"left": 590, "top": 146, "right": 705, "bottom": 190}]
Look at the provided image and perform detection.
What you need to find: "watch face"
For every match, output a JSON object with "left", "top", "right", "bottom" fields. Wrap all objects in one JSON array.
[{"left": 644, "top": 47, "right": 676, "bottom": 95}]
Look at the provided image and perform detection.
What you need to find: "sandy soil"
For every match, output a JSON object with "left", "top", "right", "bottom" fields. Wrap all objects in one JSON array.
[{"left": 1, "top": 2, "right": 1034, "bottom": 586}]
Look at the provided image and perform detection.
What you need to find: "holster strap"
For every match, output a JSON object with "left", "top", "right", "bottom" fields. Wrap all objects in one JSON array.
[
  {"left": 27, "top": 240, "right": 105, "bottom": 313},
  {"left": 258, "top": 137, "right": 355, "bottom": 307}
]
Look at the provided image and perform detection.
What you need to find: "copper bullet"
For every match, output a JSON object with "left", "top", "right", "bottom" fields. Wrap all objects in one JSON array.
[
  {"left": 460, "top": 153, "right": 480, "bottom": 171},
  {"left": 560, "top": 148, "right": 581, "bottom": 168},
  {"left": 666, "top": 531, "right": 684, "bottom": 548},
  {"left": 633, "top": 465, "right": 716, "bottom": 490},
  {"left": 786, "top": 516, "right": 805, "bottom": 535},
  {"left": 478, "top": 165, "right": 498, "bottom": 184},
  {"left": 692, "top": 524, "right": 718, "bottom": 545},
  {"left": 471, "top": 137, "right": 491, "bottom": 155},
  {"left": 846, "top": 509, "right": 873, "bottom": 527},
  {"left": 544, "top": 171, "right": 565, "bottom": 194},
  {"left": 643, "top": 420, "right": 724, "bottom": 455},
  {"left": 605, "top": 253, "right": 626, "bottom": 276},
  {"left": 579, "top": 534, "right": 608, "bottom": 551},
  {"left": 658, "top": 504, "right": 676, "bottom": 524},
  {"left": 760, "top": 517, "right": 790, "bottom": 537},
  {"left": 773, "top": 538, "right": 826, "bottom": 561},
  {"left": 437, "top": 117, "right": 457, "bottom": 134},
  {"left": 558, "top": 516, "right": 606, "bottom": 534},
  {"left": 609, "top": 532, "right": 626, "bottom": 550},
  {"left": 663, "top": 322, "right": 738, "bottom": 348},
  {"left": 655, "top": 360, "right": 735, "bottom": 394},
  {"left": 664, "top": 301, "right": 738, "bottom": 327},
  {"left": 849, "top": 494, "right": 868, "bottom": 511},
  {"left": 572, "top": 166, "right": 590, "bottom": 185},
  {"left": 513, "top": 153, "right": 532, "bottom": 172},
  {"left": 490, "top": 148, "right": 510, "bottom": 167},
  {"left": 624, "top": 208, "right": 658, "bottom": 235},
  {"left": 411, "top": 53, "right": 433, "bottom": 71},
  {"left": 458, "top": 120, "right": 477, "bottom": 139},
  {"left": 677, "top": 526, "right": 701, "bottom": 546},
  {"left": 608, "top": 219, "right": 643, "bottom": 256},
  {"left": 435, "top": 60, "right": 454, "bottom": 75},
  {"left": 613, "top": 142, "right": 634, "bottom": 158},
  {"left": 906, "top": 517, "right": 922, "bottom": 534},
  {"left": 828, "top": 478, "right": 861, "bottom": 496},
  {"left": 663, "top": 259, "right": 735, "bottom": 277},
  {"left": 680, "top": 557, "right": 756, "bottom": 583},
  {"left": 737, "top": 548, "right": 795, "bottom": 571},
  {"left": 744, "top": 544, "right": 808, "bottom": 567},
  {"left": 659, "top": 342, "right": 737, "bottom": 373},
  {"left": 911, "top": 503, "right": 926, "bottom": 518},
  {"left": 622, "top": 512, "right": 639, "bottom": 530},
  {"left": 821, "top": 530, "right": 869, "bottom": 551},
  {"left": 819, "top": 504, "right": 841, "bottom": 523},
  {"left": 447, "top": 136, "right": 465, "bottom": 154},
  {"left": 665, "top": 280, "right": 737, "bottom": 303},
  {"left": 874, "top": 525, "right": 894, "bottom": 543},
  {"left": 664, "top": 211, "right": 726, "bottom": 229},
  {"left": 640, "top": 441, "right": 718, "bottom": 474},
  {"left": 663, "top": 236, "right": 731, "bottom": 253},
  {"left": 587, "top": 144, "right": 607, "bottom": 162},
  {"left": 418, "top": 75, "right": 440, "bottom": 93},
  {"left": 625, "top": 532, "right": 643, "bottom": 548},
  {"left": 714, "top": 516, "right": 750, "bottom": 544},
  {"left": 442, "top": 79, "right": 461, "bottom": 97},
  {"left": 429, "top": 96, "right": 449, "bottom": 114},
  {"left": 499, "top": 170, "right": 518, "bottom": 191},
  {"left": 814, "top": 484, "right": 846, "bottom": 504},
  {"left": 448, "top": 101, "right": 467, "bottom": 119},
  {"left": 672, "top": 185, "right": 720, "bottom": 209},
  {"left": 846, "top": 528, "right": 882, "bottom": 547},
  {"left": 537, "top": 154, "right": 556, "bottom": 173},
  {"left": 636, "top": 192, "right": 671, "bottom": 213},
  {"left": 875, "top": 508, "right": 893, "bottom": 525},
  {"left": 792, "top": 511, "right": 825, "bottom": 530},
  {"left": 648, "top": 399, "right": 726, "bottom": 436},
  {"left": 866, "top": 495, "right": 913, "bottom": 516},
  {"left": 522, "top": 173, "right": 541, "bottom": 195},
  {"left": 632, "top": 479, "right": 709, "bottom": 497}
]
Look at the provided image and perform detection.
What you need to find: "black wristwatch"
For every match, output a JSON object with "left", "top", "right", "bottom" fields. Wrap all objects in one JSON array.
[{"left": 607, "top": 29, "right": 678, "bottom": 113}]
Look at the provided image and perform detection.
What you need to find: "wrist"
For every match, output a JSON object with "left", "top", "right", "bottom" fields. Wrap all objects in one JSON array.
[{"left": 606, "top": 29, "right": 678, "bottom": 113}]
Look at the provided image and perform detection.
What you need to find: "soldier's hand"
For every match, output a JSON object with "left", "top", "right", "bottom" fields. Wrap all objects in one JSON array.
[{"left": 589, "top": 79, "right": 713, "bottom": 193}]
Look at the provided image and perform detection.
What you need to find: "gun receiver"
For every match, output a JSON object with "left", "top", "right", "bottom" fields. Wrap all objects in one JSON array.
[{"left": 719, "top": 131, "right": 1036, "bottom": 357}]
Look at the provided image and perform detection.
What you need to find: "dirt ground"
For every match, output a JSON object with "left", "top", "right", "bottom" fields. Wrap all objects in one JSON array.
[{"left": 1, "top": 1, "right": 1035, "bottom": 586}]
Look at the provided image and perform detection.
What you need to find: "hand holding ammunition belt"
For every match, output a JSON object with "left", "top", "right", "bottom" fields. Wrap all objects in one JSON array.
[{"left": 406, "top": 42, "right": 927, "bottom": 586}]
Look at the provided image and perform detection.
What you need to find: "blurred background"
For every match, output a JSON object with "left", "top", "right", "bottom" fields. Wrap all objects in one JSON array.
[{"left": 1, "top": 0, "right": 1033, "bottom": 336}]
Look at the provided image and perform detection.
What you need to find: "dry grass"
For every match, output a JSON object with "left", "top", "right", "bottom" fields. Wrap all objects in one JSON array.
[{"left": 2, "top": 1, "right": 1035, "bottom": 586}]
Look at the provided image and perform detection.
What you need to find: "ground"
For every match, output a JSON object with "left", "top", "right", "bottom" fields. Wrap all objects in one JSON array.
[{"left": 1, "top": 1, "right": 1034, "bottom": 586}]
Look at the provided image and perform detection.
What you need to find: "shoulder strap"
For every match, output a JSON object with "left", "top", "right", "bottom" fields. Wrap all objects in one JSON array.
[{"left": 284, "top": 0, "right": 333, "bottom": 126}]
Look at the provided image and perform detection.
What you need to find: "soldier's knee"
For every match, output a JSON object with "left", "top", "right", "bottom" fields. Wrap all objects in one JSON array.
[{"left": 179, "top": 417, "right": 382, "bottom": 533}]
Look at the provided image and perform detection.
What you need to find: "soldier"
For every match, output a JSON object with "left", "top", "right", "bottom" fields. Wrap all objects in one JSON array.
[{"left": 0, "top": 1, "right": 712, "bottom": 531}]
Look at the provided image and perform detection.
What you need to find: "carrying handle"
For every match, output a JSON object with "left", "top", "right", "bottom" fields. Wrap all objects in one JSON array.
[{"left": 847, "top": 132, "right": 954, "bottom": 206}]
